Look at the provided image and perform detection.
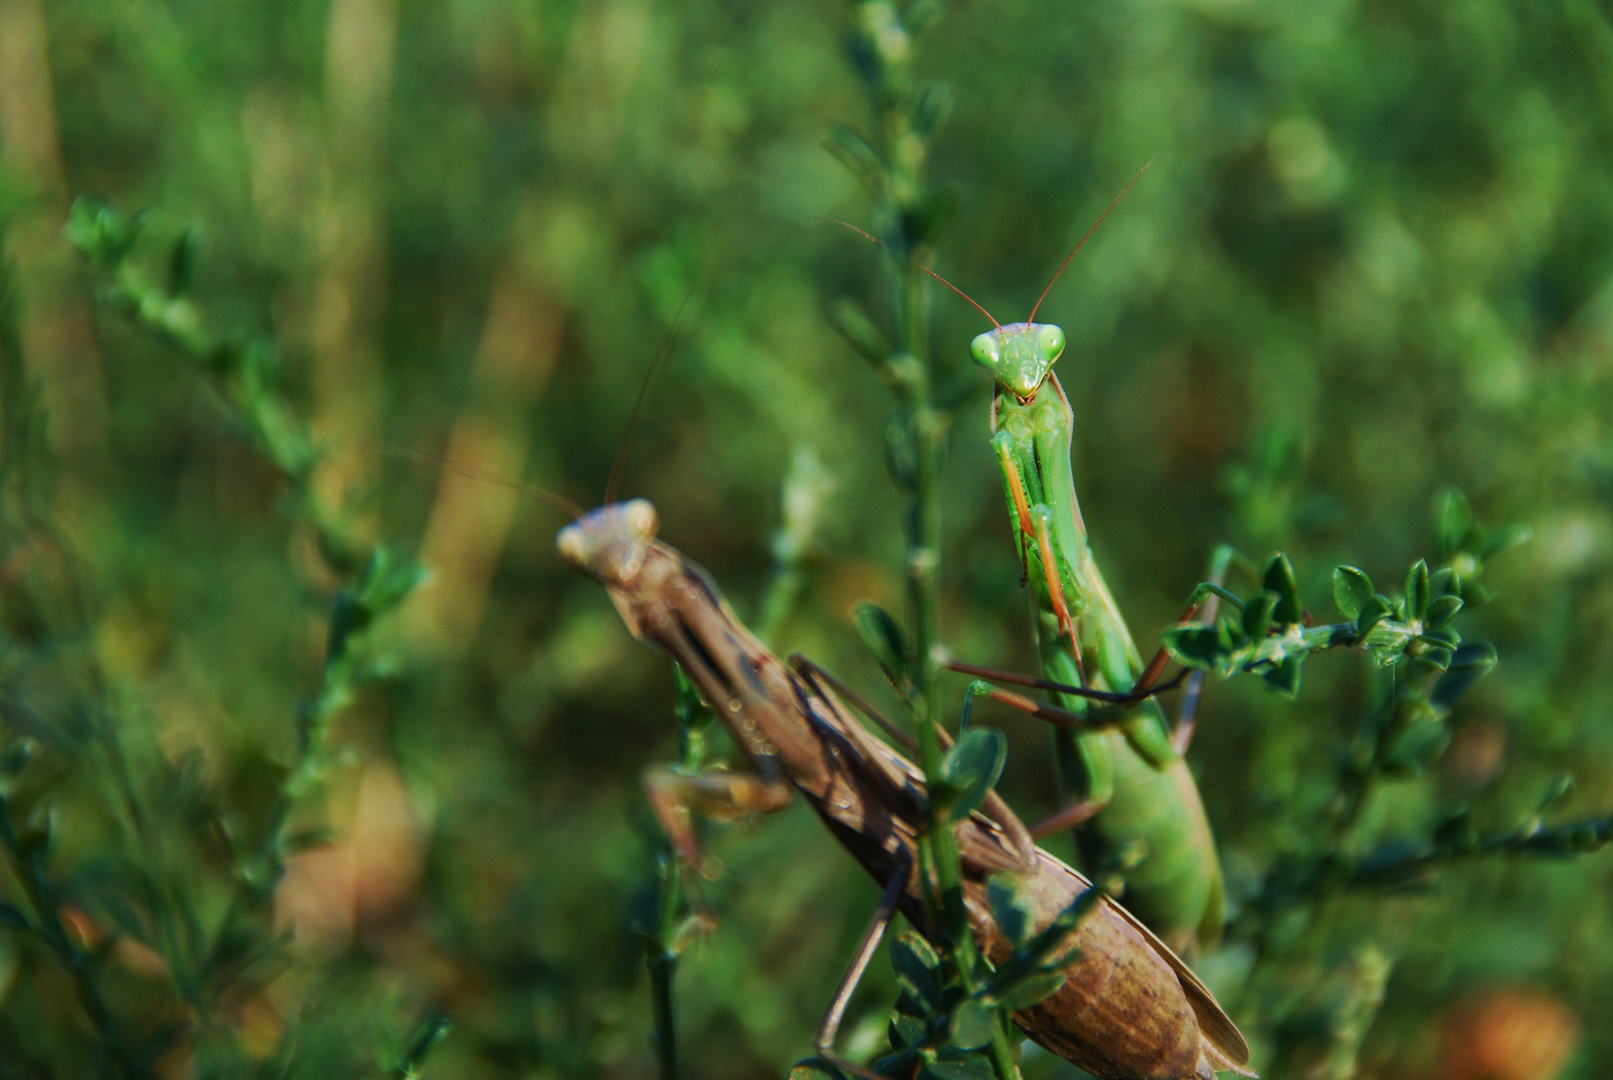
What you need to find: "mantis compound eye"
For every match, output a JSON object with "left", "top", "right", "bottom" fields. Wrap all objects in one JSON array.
[
  {"left": 555, "top": 521, "right": 590, "bottom": 570},
  {"left": 621, "top": 498, "right": 660, "bottom": 542},
  {"left": 971, "top": 332, "right": 1001, "bottom": 370},
  {"left": 1038, "top": 324, "right": 1066, "bottom": 362}
]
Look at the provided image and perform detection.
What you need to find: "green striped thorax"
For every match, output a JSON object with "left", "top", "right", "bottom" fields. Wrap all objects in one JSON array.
[{"left": 970, "top": 322, "right": 1067, "bottom": 402}]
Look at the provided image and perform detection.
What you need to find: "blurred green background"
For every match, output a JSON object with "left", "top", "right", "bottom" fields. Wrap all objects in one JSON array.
[{"left": 2, "top": 0, "right": 1613, "bottom": 1077}]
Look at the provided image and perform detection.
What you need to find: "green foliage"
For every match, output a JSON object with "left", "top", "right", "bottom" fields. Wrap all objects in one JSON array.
[{"left": 2, "top": 0, "right": 1613, "bottom": 1077}]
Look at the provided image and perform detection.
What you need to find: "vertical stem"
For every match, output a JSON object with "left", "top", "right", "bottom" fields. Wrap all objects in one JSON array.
[
  {"left": 843, "top": 5, "right": 1019, "bottom": 1075},
  {"left": 649, "top": 853, "right": 682, "bottom": 1080}
]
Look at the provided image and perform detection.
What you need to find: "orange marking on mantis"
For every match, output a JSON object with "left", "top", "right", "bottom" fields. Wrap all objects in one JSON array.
[
  {"left": 998, "top": 439, "right": 1036, "bottom": 569},
  {"left": 1034, "top": 511, "right": 1087, "bottom": 688}
]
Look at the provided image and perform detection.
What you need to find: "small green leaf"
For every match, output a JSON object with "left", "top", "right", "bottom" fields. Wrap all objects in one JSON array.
[
  {"left": 912, "top": 82, "right": 955, "bottom": 139},
  {"left": 1431, "top": 641, "right": 1498, "bottom": 708},
  {"left": 1262, "top": 553, "right": 1302, "bottom": 625},
  {"left": 1242, "top": 592, "right": 1277, "bottom": 641},
  {"left": 1333, "top": 566, "right": 1374, "bottom": 619},
  {"left": 1433, "top": 487, "right": 1473, "bottom": 557},
  {"left": 1383, "top": 717, "right": 1450, "bottom": 777},
  {"left": 823, "top": 124, "right": 885, "bottom": 199},
  {"left": 1160, "top": 625, "right": 1222, "bottom": 670},
  {"left": 169, "top": 228, "right": 199, "bottom": 297},
  {"left": 936, "top": 728, "right": 1006, "bottom": 822},
  {"left": 1430, "top": 567, "right": 1460, "bottom": 599},
  {"left": 1356, "top": 594, "right": 1393, "bottom": 639},
  {"left": 888, "top": 1012, "right": 926, "bottom": 1051},
  {"left": 992, "top": 971, "right": 1067, "bottom": 1011},
  {"left": 1537, "top": 774, "right": 1575, "bottom": 813},
  {"left": 827, "top": 296, "right": 891, "bottom": 367},
  {"left": 1415, "top": 647, "right": 1455, "bottom": 673},
  {"left": 1425, "top": 594, "right": 1463, "bottom": 630},
  {"left": 891, "top": 931, "right": 942, "bottom": 1010},
  {"left": 987, "top": 875, "right": 1032, "bottom": 946},
  {"left": 390, "top": 1018, "right": 452, "bottom": 1079},
  {"left": 1479, "top": 524, "right": 1532, "bottom": 560},
  {"left": 1261, "top": 656, "right": 1303, "bottom": 700},
  {"left": 1404, "top": 559, "right": 1430, "bottom": 621},
  {"left": 851, "top": 602, "right": 909, "bottom": 685},
  {"left": 948, "top": 999, "right": 992, "bottom": 1050}
]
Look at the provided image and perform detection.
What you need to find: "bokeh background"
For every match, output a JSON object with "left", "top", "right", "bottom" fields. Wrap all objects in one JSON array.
[{"left": 2, "top": 0, "right": 1612, "bottom": 1077}]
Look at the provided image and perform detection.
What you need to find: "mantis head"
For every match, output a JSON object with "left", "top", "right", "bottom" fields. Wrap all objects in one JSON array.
[
  {"left": 971, "top": 322, "right": 1067, "bottom": 402},
  {"left": 556, "top": 499, "right": 660, "bottom": 585}
]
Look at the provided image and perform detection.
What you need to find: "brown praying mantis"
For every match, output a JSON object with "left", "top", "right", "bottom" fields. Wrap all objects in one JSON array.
[{"left": 555, "top": 494, "right": 1253, "bottom": 1079}]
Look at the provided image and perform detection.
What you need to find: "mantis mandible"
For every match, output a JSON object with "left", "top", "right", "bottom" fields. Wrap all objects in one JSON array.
[
  {"left": 555, "top": 497, "right": 1252, "bottom": 1079},
  {"left": 900, "top": 165, "right": 1230, "bottom": 953}
]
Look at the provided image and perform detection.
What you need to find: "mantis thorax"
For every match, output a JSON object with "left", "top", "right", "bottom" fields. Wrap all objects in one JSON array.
[{"left": 970, "top": 321, "right": 1066, "bottom": 402}]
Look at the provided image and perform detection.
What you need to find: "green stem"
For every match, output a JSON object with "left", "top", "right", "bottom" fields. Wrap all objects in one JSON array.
[{"left": 649, "top": 854, "right": 683, "bottom": 1080}]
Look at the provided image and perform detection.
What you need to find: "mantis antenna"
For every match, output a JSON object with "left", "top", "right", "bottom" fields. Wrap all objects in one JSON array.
[
  {"left": 384, "top": 444, "right": 584, "bottom": 519},
  {"left": 391, "top": 282, "right": 700, "bottom": 517},
  {"left": 819, "top": 217, "right": 1001, "bottom": 329},
  {"left": 1026, "top": 154, "right": 1159, "bottom": 323},
  {"left": 605, "top": 287, "right": 699, "bottom": 506}
]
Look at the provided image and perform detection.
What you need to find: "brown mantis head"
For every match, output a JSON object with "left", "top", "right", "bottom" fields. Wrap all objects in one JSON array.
[{"left": 555, "top": 498, "right": 660, "bottom": 586}]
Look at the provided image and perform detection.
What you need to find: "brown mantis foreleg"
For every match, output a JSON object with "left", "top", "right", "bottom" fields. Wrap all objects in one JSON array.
[
  {"left": 1169, "top": 545, "right": 1234, "bottom": 755},
  {"left": 643, "top": 763, "right": 794, "bottom": 878}
]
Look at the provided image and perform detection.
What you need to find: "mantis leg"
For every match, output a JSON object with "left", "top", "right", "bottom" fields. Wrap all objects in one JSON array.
[
  {"left": 998, "top": 440, "right": 1087, "bottom": 686},
  {"left": 813, "top": 854, "right": 912, "bottom": 1080},
  {"left": 1032, "top": 510, "right": 1087, "bottom": 687},
  {"left": 1171, "top": 545, "right": 1234, "bottom": 754},
  {"left": 643, "top": 765, "right": 794, "bottom": 879},
  {"left": 1029, "top": 797, "right": 1110, "bottom": 840}
]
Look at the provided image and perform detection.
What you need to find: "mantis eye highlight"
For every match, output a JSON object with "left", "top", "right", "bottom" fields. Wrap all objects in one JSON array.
[
  {"left": 1038, "top": 324, "right": 1066, "bottom": 362},
  {"left": 971, "top": 333, "right": 1000, "bottom": 369}
]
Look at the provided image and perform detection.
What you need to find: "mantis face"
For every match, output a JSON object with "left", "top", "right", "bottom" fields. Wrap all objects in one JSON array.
[
  {"left": 970, "top": 321, "right": 1067, "bottom": 403},
  {"left": 556, "top": 499, "right": 660, "bottom": 586}
]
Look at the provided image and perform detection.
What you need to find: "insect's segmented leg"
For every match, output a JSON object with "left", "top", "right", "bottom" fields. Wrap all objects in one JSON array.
[
  {"left": 949, "top": 661, "right": 1185, "bottom": 707},
  {"left": 1032, "top": 509, "right": 1087, "bottom": 688},
  {"left": 813, "top": 854, "right": 912, "bottom": 1080},
  {"left": 1171, "top": 546, "right": 1235, "bottom": 754},
  {"left": 1029, "top": 797, "right": 1110, "bottom": 840},
  {"left": 643, "top": 766, "right": 794, "bottom": 879},
  {"left": 997, "top": 438, "right": 1035, "bottom": 573}
]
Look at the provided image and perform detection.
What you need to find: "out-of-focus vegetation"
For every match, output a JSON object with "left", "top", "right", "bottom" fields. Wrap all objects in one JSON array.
[{"left": 2, "top": 0, "right": 1613, "bottom": 1077}]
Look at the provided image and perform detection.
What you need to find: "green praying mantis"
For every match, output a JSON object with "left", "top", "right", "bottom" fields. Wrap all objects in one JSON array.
[{"left": 832, "top": 168, "right": 1229, "bottom": 954}]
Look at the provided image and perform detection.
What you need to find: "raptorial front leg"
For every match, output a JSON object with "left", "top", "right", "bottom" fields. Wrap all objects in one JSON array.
[{"left": 642, "top": 765, "right": 794, "bottom": 879}]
